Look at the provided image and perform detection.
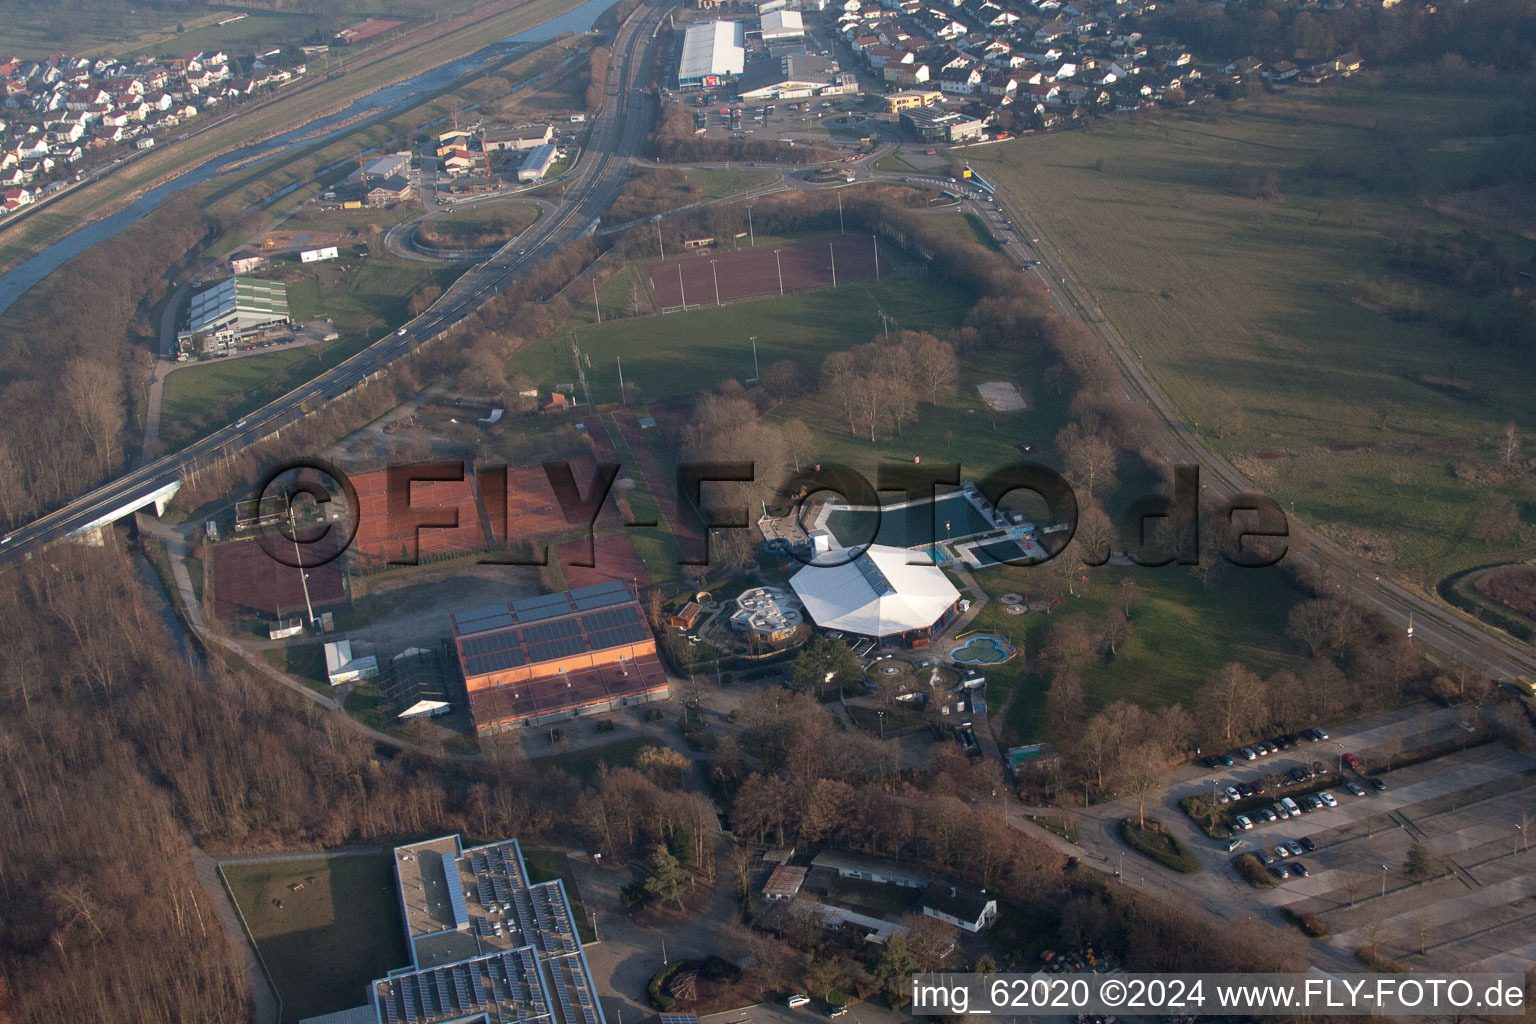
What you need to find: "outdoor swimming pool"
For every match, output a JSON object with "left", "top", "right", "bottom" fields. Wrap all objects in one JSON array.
[
  {"left": 950, "top": 634, "right": 1016, "bottom": 665},
  {"left": 823, "top": 492, "right": 995, "bottom": 549}
]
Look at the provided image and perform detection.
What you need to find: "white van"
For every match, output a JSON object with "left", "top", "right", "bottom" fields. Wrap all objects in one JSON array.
[
  {"left": 788, "top": 996, "right": 811, "bottom": 1009},
  {"left": 1281, "top": 797, "right": 1301, "bottom": 817}
]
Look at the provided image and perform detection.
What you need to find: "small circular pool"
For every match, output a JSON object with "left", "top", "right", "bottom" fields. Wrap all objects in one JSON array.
[{"left": 950, "top": 634, "right": 1016, "bottom": 665}]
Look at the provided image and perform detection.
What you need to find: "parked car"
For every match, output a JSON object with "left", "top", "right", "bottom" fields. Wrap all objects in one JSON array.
[
  {"left": 1302, "top": 795, "right": 1323, "bottom": 811},
  {"left": 1258, "top": 807, "right": 1278, "bottom": 823},
  {"left": 1274, "top": 844, "right": 1291, "bottom": 859},
  {"left": 1269, "top": 864, "right": 1289, "bottom": 880},
  {"left": 1257, "top": 740, "right": 1275, "bottom": 756},
  {"left": 1289, "top": 766, "right": 1311, "bottom": 783},
  {"left": 1239, "top": 747, "right": 1258, "bottom": 761},
  {"left": 1224, "top": 786, "right": 1241, "bottom": 803},
  {"left": 1346, "top": 781, "right": 1367, "bottom": 797},
  {"left": 1251, "top": 779, "right": 1269, "bottom": 796},
  {"left": 1319, "top": 791, "right": 1338, "bottom": 808},
  {"left": 1237, "top": 782, "right": 1255, "bottom": 799},
  {"left": 1260, "top": 851, "right": 1276, "bottom": 865},
  {"left": 788, "top": 996, "right": 811, "bottom": 1009},
  {"left": 1203, "top": 755, "right": 1225, "bottom": 770},
  {"left": 1299, "top": 836, "right": 1316, "bottom": 852},
  {"left": 1286, "top": 839, "right": 1304, "bottom": 856},
  {"left": 1289, "top": 861, "right": 1310, "bottom": 877},
  {"left": 1276, "top": 735, "right": 1296, "bottom": 750},
  {"left": 1370, "top": 777, "right": 1387, "bottom": 791},
  {"left": 1234, "top": 815, "right": 1254, "bottom": 831},
  {"left": 1225, "top": 838, "right": 1243, "bottom": 852},
  {"left": 1281, "top": 797, "right": 1301, "bottom": 816},
  {"left": 1272, "top": 803, "right": 1289, "bottom": 820}
]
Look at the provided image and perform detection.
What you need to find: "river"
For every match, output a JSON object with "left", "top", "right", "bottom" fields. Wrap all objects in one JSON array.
[{"left": 0, "top": 0, "right": 618, "bottom": 315}]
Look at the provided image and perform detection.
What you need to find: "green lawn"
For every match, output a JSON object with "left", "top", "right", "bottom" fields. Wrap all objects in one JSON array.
[
  {"left": 261, "top": 643, "right": 333, "bottom": 696},
  {"left": 514, "top": 273, "right": 975, "bottom": 406},
  {"left": 680, "top": 168, "right": 779, "bottom": 200},
  {"left": 345, "top": 681, "right": 385, "bottom": 729},
  {"left": 223, "top": 853, "right": 409, "bottom": 1024},
  {"left": 964, "top": 562, "right": 1307, "bottom": 747},
  {"left": 535, "top": 736, "right": 668, "bottom": 786},
  {"left": 873, "top": 151, "right": 921, "bottom": 174},
  {"left": 968, "top": 88, "right": 1536, "bottom": 587}
]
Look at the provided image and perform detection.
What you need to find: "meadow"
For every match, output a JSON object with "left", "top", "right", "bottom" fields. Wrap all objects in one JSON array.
[
  {"left": 968, "top": 87, "right": 1536, "bottom": 588},
  {"left": 222, "top": 853, "right": 409, "bottom": 1023}
]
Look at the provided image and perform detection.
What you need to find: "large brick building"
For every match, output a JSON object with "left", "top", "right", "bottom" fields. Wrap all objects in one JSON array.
[{"left": 453, "top": 581, "right": 670, "bottom": 732}]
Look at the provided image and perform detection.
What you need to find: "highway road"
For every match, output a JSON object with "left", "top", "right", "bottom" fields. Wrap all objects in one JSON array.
[{"left": 0, "top": 0, "right": 672, "bottom": 565}]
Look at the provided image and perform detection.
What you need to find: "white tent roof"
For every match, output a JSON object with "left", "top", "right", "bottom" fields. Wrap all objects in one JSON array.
[{"left": 790, "top": 544, "right": 959, "bottom": 638}]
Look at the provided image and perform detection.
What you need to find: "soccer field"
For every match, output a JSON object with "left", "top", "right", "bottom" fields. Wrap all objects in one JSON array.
[{"left": 512, "top": 274, "right": 975, "bottom": 406}]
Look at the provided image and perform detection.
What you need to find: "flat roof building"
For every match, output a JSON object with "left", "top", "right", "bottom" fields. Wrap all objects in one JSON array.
[
  {"left": 900, "top": 104, "right": 985, "bottom": 143},
  {"left": 677, "top": 20, "right": 745, "bottom": 89},
  {"left": 885, "top": 89, "right": 943, "bottom": 112},
  {"left": 453, "top": 580, "right": 670, "bottom": 732},
  {"left": 790, "top": 544, "right": 960, "bottom": 649},
  {"left": 180, "top": 276, "right": 289, "bottom": 351},
  {"left": 736, "top": 54, "right": 854, "bottom": 100},
  {"left": 301, "top": 834, "right": 606, "bottom": 1024}
]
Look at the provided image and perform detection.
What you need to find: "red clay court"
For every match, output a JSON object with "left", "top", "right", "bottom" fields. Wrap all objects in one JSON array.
[
  {"left": 350, "top": 465, "right": 488, "bottom": 566},
  {"left": 556, "top": 533, "right": 649, "bottom": 590},
  {"left": 209, "top": 536, "right": 346, "bottom": 621},
  {"left": 647, "top": 237, "right": 881, "bottom": 309}
]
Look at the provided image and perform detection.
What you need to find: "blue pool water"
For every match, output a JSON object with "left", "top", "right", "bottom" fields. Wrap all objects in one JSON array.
[{"left": 951, "top": 635, "right": 1016, "bottom": 665}]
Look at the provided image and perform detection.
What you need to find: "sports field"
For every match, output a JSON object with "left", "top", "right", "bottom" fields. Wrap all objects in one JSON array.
[
  {"left": 514, "top": 273, "right": 974, "bottom": 406},
  {"left": 648, "top": 236, "right": 880, "bottom": 308},
  {"left": 209, "top": 536, "right": 347, "bottom": 621},
  {"left": 223, "top": 853, "right": 408, "bottom": 1023},
  {"left": 968, "top": 89, "right": 1536, "bottom": 585}
]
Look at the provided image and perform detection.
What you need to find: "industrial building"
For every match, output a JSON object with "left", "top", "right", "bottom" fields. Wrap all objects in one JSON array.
[
  {"left": 677, "top": 20, "right": 745, "bottom": 89},
  {"left": 517, "top": 144, "right": 558, "bottom": 182},
  {"left": 178, "top": 276, "right": 290, "bottom": 351},
  {"left": 736, "top": 55, "right": 855, "bottom": 100},
  {"left": 296, "top": 835, "right": 606, "bottom": 1024},
  {"left": 899, "top": 104, "right": 986, "bottom": 143},
  {"left": 483, "top": 124, "right": 554, "bottom": 152},
  {"left": 452, "top": 580, "right": 670, "bottom": 732},
  {"left": 789, "top": 544, "right": 960, "bottom": 649},
  {"left": 759, "top": 9, "right": 804, "bottom": 40}
]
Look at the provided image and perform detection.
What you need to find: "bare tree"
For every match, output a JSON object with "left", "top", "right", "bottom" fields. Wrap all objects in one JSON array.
[{"left": 1499, "top": 421, "right": 1522, "bottom": 468}]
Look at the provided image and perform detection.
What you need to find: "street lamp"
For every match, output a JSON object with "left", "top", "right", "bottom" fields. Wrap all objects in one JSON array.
[
  {"left": 1380, "top": 863, "right": 1388, "bottom": 897},
  {"left": 1516, "top": 823, "right": 1524, "bottom": 855},
  {"left": 1116, "top": 851, "right": 1123, "bottom": 877},
  {"left": 774, "top": 249, "right": 784, "bottom": 296},
  {"left": 749, "top": 335, "right": 758, "bottom": 380},
  {"left": 1336, "top": 742, "right": 1346, "bottom": 775},
  {"left": 710, "top": 259, "right": 721, "bottom": 306}
]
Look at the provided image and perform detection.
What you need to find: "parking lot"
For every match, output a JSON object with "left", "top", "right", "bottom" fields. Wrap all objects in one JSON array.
[
  {"left": 1068, "top": 703, "right": 1536, "bottom": 974},
  {"left": 1251, "top": 743, "right": 1536, "bottom": 974}
]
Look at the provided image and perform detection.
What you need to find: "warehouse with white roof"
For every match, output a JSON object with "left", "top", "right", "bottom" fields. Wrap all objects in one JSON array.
[
  {"left": 760, "top": 9, "right": 805, "bottom": 39},
  {"left": 789, "top": 544, "right": 960, "bottom": 649},
  {"left": 677, "top": 20, "right": 745, "bottom": 89}
]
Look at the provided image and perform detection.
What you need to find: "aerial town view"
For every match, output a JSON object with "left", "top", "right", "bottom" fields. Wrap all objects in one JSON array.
[{"left": 1, "top": 0, "right": 1535, "bottom": 1018}]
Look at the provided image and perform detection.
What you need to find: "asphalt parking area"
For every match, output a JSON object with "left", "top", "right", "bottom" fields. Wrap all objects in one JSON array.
[{"left": 1245, "top": 744, "right": 1536, "bottom": 974}]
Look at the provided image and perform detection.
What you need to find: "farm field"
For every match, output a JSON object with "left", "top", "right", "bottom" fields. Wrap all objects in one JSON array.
[
  {"left": 969, "top": 88, "right": 1536, "bottom": 588},
  {"left": 222, "top": 853, "right": 408, "bottom": 1024},
  {"left": 512, "top": 269, "right": 974, "bottom": 406}
]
